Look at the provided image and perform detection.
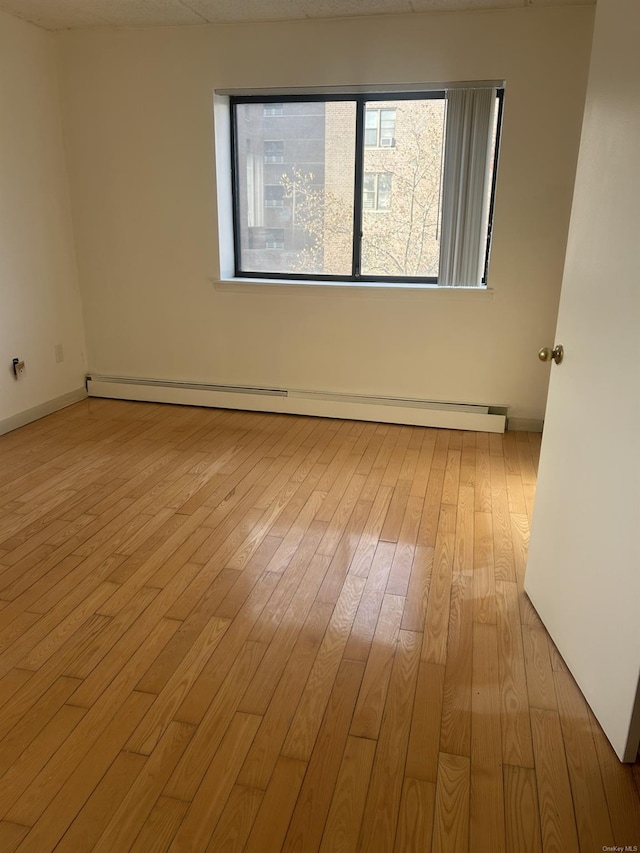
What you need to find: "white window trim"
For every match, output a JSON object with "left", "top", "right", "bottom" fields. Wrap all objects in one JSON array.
[{"left": 213, "top": 277, "right": 495, "bottom": 300}]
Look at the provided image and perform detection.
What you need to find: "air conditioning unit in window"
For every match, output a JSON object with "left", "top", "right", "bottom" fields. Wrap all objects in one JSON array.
[{"left": 380, "top": 138, "right": 396, "bottom": 147}]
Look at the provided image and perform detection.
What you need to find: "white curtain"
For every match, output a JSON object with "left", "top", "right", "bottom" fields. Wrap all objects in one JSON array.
[{"left": 438, "top": 87, "right": 497, "bottom": 286}]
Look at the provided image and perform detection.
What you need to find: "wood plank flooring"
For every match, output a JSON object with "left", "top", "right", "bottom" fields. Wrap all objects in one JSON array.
[{"left": 0, "top": 399, "right": 638, "bottom": 852}]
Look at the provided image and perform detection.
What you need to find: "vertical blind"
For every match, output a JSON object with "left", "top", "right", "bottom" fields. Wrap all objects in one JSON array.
[{"left": 439, "top": 87, "right": 497, "bottom": 286}]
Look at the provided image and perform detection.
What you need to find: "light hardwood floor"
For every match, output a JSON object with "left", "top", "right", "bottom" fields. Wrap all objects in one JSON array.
[{"left": 0, "top": 399, "right": 638, "bottom": 852}]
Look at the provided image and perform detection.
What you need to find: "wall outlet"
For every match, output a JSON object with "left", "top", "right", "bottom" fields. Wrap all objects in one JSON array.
[
  {"left": 54, "top": 343, "right": 64, "bottom": 363},
  {"left": 12, "top": 358, "right": 25, "bottom": 378}
]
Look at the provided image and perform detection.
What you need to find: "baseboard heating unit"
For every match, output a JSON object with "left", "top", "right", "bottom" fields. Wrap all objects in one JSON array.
[{"left": 86, "top": 375, "right": 507, "bottom": 433}]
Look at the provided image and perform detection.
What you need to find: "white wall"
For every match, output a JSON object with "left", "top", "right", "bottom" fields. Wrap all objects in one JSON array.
[
  {"left": 0, "top": 11, "right": 86, "bottom": 425},
  {"left": 56, "top": 6, "right": 594, "bottom": 422}
]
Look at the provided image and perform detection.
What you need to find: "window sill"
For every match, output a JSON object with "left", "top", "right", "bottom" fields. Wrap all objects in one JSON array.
[{"left": 214, "top": 277, "right": 494, "bottom": 300}]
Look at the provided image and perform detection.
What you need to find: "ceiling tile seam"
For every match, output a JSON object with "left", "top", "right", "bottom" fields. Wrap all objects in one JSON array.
[
  {"left": 61, "top": 0, "right": 115, "bottom": 27},
  {"left": 177, "top": 0, "right": 210, "bottom": 23}
]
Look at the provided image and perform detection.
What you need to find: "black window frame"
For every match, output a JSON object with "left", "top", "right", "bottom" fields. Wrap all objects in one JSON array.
[{"left": 230, "top": 90, "right": 504, "bottom": 286}]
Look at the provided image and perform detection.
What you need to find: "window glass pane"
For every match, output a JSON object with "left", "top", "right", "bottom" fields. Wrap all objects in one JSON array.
[
  {"left": 364, "top": 128, "right": 378, "bottom": 147},
  {"left": 235, "top": 101, "right": 356, "bottom": 276},
  {"left": 379, "top": 110, "right": 396, "bottom": 147},
  {"left": 365, "top": 109, "right": 378, "bottom": 147},
  {"left": 361, "top": 99, "right": 445, "bottom": 278}
]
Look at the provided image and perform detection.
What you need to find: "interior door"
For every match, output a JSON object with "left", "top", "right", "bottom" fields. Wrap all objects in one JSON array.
[{"left": 524, "top": 0, "right": 640, "bottom": 762}]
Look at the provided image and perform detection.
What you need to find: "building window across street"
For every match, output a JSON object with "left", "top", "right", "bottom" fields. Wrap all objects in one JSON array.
[
  {"left": 364, "top": 108, "right": 396, "bottom": 148},
  {"left": 363, "top": 172, "right": 393, "bottom": 211},
  {"left": 265, "top": 185, "right": 285, "bottom": 208},
  {"left": 263, "top": 140, "right": 284, "bottom": 163}
]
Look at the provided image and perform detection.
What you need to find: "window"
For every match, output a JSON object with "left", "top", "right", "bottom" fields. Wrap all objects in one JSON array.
[
  {"left": 363, "top": 172, "right": 392, "bottom": 211},
  {"left": 365, "top": 108, "right": 396, "bottom": 148},
  {"left": 265, "top": 185, "right": 284, "bottom": 208},
  {"left": 263, "top": 103, "right": 284, "bottom": 117},
  {"left": 264, "top": 140, "right": 284, "bottom": 163},
  {"left": 265, "top": 228, "right": 284, "bottom": 249},
  {"left": 231, "top": 88, "right": 503, "bottom": 286},
  {"left": 248, "top": 227, "right": 285, "bottom": 249}
]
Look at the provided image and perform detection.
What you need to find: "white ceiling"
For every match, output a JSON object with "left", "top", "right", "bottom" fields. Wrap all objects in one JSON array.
[{"left": 0, "top": 0, "right": 593, "bottom": 31}]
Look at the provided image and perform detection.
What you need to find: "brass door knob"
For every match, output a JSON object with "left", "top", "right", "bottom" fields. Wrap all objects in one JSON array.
[{"left": 538, "top": 344, "right": 564, "bottom": 365}]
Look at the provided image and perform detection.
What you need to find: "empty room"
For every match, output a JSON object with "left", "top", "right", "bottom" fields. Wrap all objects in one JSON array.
[{"left": 0, "top": 0, "right": 639, "bottom": 850}]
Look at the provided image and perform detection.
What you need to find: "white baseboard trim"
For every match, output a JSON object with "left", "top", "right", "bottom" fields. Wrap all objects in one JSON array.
[
  {"left": 507, "top": 417, "right": 544, "bottom": 433},
  {"left": 0, "top": 388, "right": 88, "bottom": 437},
  {"left": 87, "top": 376, "right": 507, "bottom": 433}
]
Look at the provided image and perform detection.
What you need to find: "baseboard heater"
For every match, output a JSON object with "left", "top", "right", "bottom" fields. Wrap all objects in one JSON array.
[{"left": 86, "top": 374, "right": 507, "bottom": 433}]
